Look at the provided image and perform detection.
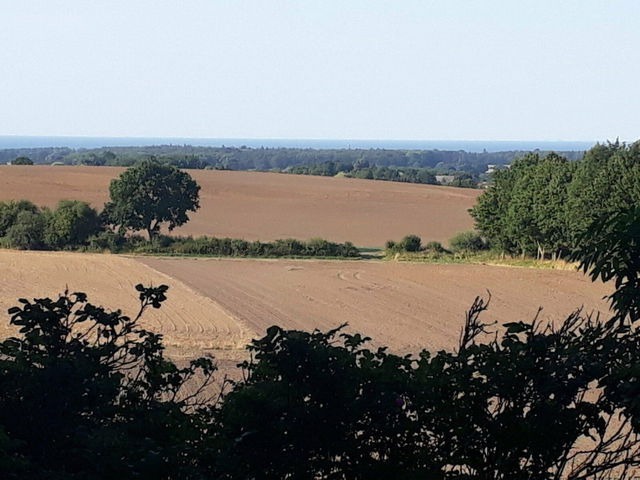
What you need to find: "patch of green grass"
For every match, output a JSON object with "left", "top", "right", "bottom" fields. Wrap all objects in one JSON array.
[{"left": 385, "top": 250, "right": 577, "bottom": 270}]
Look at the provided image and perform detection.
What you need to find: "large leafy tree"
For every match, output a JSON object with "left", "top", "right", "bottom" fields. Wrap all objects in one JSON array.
[
  {"left": 104, "top": 161, "right": 200, "bottom": 240},
  {"left": 470, "top": 165, "right": 518, "bottom": 253},
  {"left": 534, "top": 155, "right": 575, "bottom": 258},
  {"left": 566, "top": 141, "right": 625, "bottom": 239}
]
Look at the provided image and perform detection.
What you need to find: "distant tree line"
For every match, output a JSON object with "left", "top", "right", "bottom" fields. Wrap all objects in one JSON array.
[
  {"left": 0, "top": 147, "right": 71, "bottom": 164},
  {"left": 280, "top": 160, "right": 481, "bottom": 186},
  {"left": 3, "top": 209, "right": 640, "bottom": 478},
  {"left": 0, "top": 161, "right": 360, "bottom": 258},
  {"left": 471, "top": 140, "right": 640, "bottom": 259},
  {"left": 0, "top": 144, "right": 584, "bottom": 174}
]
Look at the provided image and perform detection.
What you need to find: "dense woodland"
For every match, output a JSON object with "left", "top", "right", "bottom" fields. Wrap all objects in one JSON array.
[
  {"left": 471, "top": 140, "right": 640, "bottom": 259},
  {"left": 0, "top": 144, "right": 584, "bottom": 175}
]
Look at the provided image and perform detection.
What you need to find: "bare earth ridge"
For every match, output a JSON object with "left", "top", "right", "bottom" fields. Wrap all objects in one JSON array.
[{"left": 0, "top": 166, "right": 479, "bottom": 246}]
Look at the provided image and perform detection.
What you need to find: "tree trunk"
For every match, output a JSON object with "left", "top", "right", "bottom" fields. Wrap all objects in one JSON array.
[{"left": 147, "top": 220, "right": 159, "bottom": 242}]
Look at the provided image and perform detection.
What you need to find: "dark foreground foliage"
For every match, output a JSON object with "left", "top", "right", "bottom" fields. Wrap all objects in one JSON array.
[
  {"left": 3, "top": 287, "right": 640, "bottom": 479},
  {"left": 0, "top": 285, "right": 217, "bottom": 479}
]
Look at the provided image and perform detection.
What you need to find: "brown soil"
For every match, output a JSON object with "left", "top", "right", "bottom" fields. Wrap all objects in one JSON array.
[
  {"left": 0, "top": 250, "right": 252, "bottom": 359},
  {"left": 0, "top": 250, "right": 611, "bottom": 357},
  {"left": 139, "top": 257, "right": 612, "bottom": 354},
  {"left": 0, "top": 166, "right": 479, "bottom": 246}
]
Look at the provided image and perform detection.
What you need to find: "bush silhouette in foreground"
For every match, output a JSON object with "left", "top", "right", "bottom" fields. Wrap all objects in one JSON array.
[
  {"left": 0, "top": 285, "right": 216, "bottom": 479},
  {"left": 212, "top": 299, "right": 640, "bottom": 479}
]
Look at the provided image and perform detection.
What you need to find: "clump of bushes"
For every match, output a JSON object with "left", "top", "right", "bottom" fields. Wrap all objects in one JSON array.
[
  {"left": 448, "top": 230, "right": 489, "bottom": 253},
  {"left": 386, "top": 234, "right": 423, "bottom": 254},
  {"left": 44, "top": 200, "right": 101, "bottom": 249},
  {"left": 132, "top": 235, "right": 361, "bottom": 258},
  {"left": 386, "top": 235, "right": 451, "bottom": 256},
  {"left": 386, "top": 233, "right": 492, "bottom": 259},
  {"left": 11, "top": 156, "right": 33, "bottom": 165},
  {"left": 3, "top": 210, "right": 49, "bottom": 250},
  {"left": 0, "top": 200, "right": 102, "bottom": 251},
  {"left": 424, "top": 240, "right": 447, "bottom": 253}
]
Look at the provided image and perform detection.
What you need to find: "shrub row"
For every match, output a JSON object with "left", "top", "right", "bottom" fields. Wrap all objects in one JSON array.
[
  {"left": 385, "top": 231, "right": 489, "bottom": 255},
  {"left": 129, "top": 235, "right": 361, "bottom": 258}
]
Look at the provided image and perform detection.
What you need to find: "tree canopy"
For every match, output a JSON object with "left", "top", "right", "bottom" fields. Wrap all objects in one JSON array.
[
  {"left": 471, "top": 140, "right": 640, "bottom": 259},
  {"left": 103, "top": 161, "right": 201, "bottom": 240},
  {"left": 11, "top": 156, "right": 33, "bottom": 165}
]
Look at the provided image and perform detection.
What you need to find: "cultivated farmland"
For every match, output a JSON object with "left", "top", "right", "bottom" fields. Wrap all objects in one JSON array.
[
  {"left": 141, "top": 257, "right": 611, "bottom": 353},
  {"left": 0, "top": 250, "right": 611, "bottom": 359},
  {"left": 0, "top": 165, "right": 479, "bottom": 246},
  {"left": 0, "top": 250, "right": 252, "bottom": 360}
]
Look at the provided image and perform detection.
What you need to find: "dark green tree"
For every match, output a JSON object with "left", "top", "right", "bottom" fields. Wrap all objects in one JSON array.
[
  {"left": 470, "top": 161, "right": 520, "bottom": 254},
  {"left": 44, "top": 200, "right": 101, "bottom": 248},
  {"left": 11, "top": 157, "right": 33, "bottom": 165},
  {"left": 566, "top": 141, "right": 626, "bottom": 239},
  {"left": 103, "top": 161, "right": 201, "bottom": 240},
  {"left": 4, "top": 210, "right": 48, "bottom": 250},
  {"left": 0, "top": 200, "right": 40, "bottom": 237}
]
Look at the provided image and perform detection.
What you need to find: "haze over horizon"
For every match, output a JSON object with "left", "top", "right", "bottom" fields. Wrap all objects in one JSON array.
[{"left": 1, "top": 1, "right": 638, "bottom": 142}]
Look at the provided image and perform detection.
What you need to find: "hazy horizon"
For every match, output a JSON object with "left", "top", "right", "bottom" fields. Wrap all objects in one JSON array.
[
  {"left": 2, "top": 1, "right": 638, "bottom": 141},
  {"left": 0, "top": 135, "right": 598, "bottom": 153}
]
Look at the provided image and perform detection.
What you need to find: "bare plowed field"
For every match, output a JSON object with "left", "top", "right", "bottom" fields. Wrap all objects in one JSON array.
[
  {"left": 140, "top": 257, "right": 612, "bottom": 353},
  {"left": 0, "top": 166, "right": 479, "bottom": 246},
  {"left": 0, "top": 250, "right": 252, "bottom": 358}
]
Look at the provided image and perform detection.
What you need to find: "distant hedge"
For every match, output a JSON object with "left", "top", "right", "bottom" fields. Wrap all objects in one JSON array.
[{"left": 129, "top": 235, "right": 361, "bottom": 258}]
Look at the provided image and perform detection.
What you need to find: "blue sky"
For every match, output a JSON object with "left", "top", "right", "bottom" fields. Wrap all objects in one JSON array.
[{"left": 0, "top": 0, "right": 638, "bottom": 141}]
